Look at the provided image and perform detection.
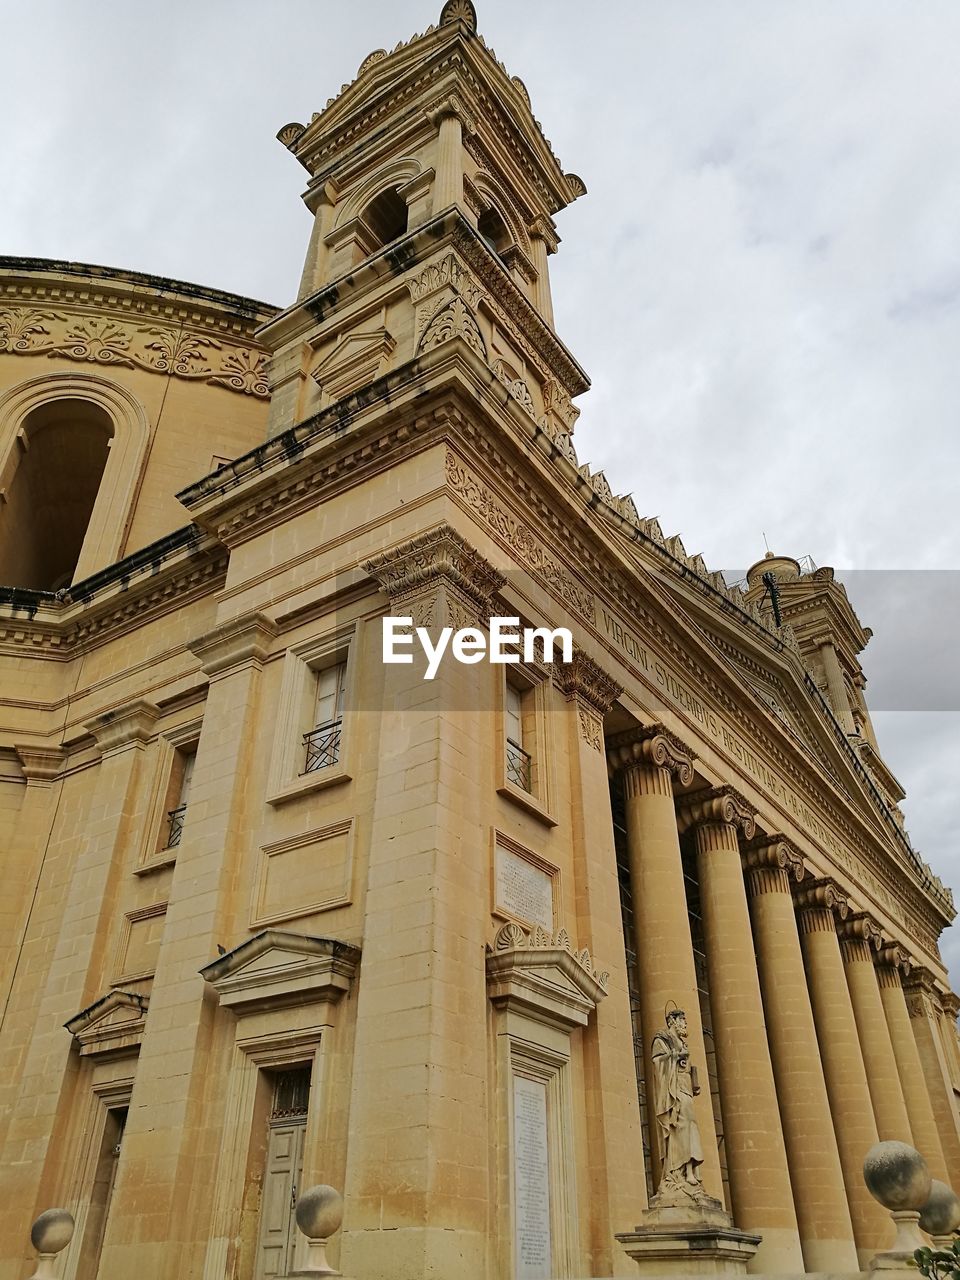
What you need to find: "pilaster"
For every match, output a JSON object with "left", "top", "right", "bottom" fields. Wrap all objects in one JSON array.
[
  {"left": 904, "top": 967, "right": 960, "bottom": 1187},
  {"left": 677, "top": 794, "right": 802, "bottom": 1273},
  {"left": 555, "top": 652, "right": 641, "bottom": 1274}
]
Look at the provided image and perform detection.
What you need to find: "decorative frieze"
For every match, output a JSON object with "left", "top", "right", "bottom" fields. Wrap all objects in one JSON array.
[{"left": 0, "top": 306, "right": 270, "bottom": 397}]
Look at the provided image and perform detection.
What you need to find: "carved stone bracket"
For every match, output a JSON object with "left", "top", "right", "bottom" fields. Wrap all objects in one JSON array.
[
  {"left": 188, "top": 611, "right": 278, "bottom": 679},
  {"left": 14, "top": 745, "right": 66, "bottom": 786},
  {"left": 361, "top": 523, "right": 504, "bottom": 631},
  {"left": 485, "top": 921, "right": 608, "bottom": 1030},
  {"left": 676, "top": 785, "right": 756, "bottom": 840},
  {"left": 606, "top": 724, "right": 696, "bottom": 785},
  {"left": 84, "top": 699, "right": 160, "bottom": 757}
]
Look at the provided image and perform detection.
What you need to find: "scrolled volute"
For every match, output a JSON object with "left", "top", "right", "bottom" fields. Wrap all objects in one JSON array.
[
  {"left": 676, "top": 785, "right": 757, "bottom": 839},
  {"left": 741, "top": 833, "right": 804, "bottom": 880},
  {"left": 793, "top": 876, "right": 850, "bottom": 920},
  {"left": 837, "top": 911, "right": 883, "bottom": 950},
  {"left": 876, "top": 941, "right": 913, "bottom": 978},
  {"left": 605, "top": 724, "right": 696, "bottom": 785}
]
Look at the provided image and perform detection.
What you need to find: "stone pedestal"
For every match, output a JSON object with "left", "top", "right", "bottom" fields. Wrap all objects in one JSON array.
[{"left": 617, "top": 1194, "right": 760, "bottom": 1276}]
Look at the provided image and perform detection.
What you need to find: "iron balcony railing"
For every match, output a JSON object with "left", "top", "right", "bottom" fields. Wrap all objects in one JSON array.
[
  {"left": 166, "top": 803, "right": 187, "bottom": 849},
  {"left": 506, "top": 738, "right": 532, "bottom": 793},
  {"left": 302, "top": 718, "right": 343, "bottom": 774}
]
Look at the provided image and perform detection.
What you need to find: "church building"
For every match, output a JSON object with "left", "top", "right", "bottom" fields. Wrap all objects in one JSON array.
[{"left": 1, "top": 3, "right": 958, "bottom": 1277}]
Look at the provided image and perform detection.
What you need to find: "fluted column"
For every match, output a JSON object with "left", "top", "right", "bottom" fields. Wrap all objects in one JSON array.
[
  {"left": 430, "top": 95, "right": 473, "bottom": 213},
  {"left": 875, "top": 946, "right": 948, "bottom": 1181},
  {"left": 904, "top": 968, "right": 960, "bottom": 1187},
  {"left": 796, "top": 879, "right": 889, "bottom": 1265},
  {"left": 838, "top": 914, "right": 912, "bottom": 1142},
  {"left": 743, "top": 837, "right": 857, "bottom": 1273},
  {"left": 677, "top": 793, "right": 802, "bottom": 1273},
  {"left": 606, "top": 727, "right": 723, "bottom": 1201}
]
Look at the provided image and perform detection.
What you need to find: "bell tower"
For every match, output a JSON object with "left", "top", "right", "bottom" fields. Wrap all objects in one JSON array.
[{"left": 261, "top": 0, "right": 588, "bottom": 443}]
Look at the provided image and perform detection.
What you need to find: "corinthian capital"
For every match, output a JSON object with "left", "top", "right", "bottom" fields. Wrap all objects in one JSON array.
[
  {"left": 606, "top": 724, "right": 696, "bottom": 785},
  {"left": 741, "top": 833, "right": 804, "bottom": 880},
  {"left": 676, "top": 785, "right": 756, "bottom": 839},
  {"left": 361, "top": 524, "right": 504, "bottom": 629},
  {"left": 554, "top": 649, "right": 621, "bottom": 718}
]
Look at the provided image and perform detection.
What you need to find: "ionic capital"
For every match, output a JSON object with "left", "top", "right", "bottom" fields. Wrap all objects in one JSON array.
[
  {"left": 676, "top": 785, "right": 756, "bottom": 840},
  {"left": 837, "top": 911, "right": 884, "bottom": 950},
  {"left": 794, "top": 876, "right": 850, "bottom": 934},
  {"left": 554, "top": 649, "right": 622, "bottom": 718},
  {"left": 528, "top": 215, "right": 559, "bottom": 254},
  {"left": 606, "top": 724, "right": 696, "bottom": 786},
  {"left": 427, "top": 92, "right": 477, "bottom": 134},
  {"left": 875, "top": 942, "right": 913, "bottom": 982},
  {"left": 941, "top": 991, "right": 960, "bottom": 1022},
  {"left": 361, "top": 524, "right": 504, "bottom": 630},
  {"left": 741, "top": 833, "right": 804, "bottom": 879}
]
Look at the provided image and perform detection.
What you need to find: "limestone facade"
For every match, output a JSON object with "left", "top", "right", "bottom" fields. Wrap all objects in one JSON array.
[{"left": 1, "top": 4, "right": 959, "bottom": 1278}]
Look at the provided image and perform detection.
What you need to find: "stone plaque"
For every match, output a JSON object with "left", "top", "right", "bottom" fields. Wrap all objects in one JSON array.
[
  {"left": 496, "top": 843, "right": 553, "bottom": 930},
  {"left": 513, "top": 1075, "right": 552, "bottom": 1280}
]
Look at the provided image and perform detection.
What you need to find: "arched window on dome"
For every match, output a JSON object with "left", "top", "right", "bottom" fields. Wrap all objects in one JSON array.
[
  {"left": 477, "top": 206, "right": 512, "bottom": 261},
  {"left": 360, "top": 185, "right": 409, "bottom": 252},
  {"left": 0, "top": 398, "right": 113, "bottom": 591}
]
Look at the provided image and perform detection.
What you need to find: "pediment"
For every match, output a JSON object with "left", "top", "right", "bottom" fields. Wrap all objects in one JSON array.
[
  {"left": 310, "top": 327, "right": 396, "bottom": 403},
  {"left": 200, "top": 930, "right": 361, "bottom": 1013},
  {"left": 65, "top": 990, "right": 147, "bottom": 1058},
  {"left": 486, "top": 923, "right": 608, "bottom": 1031}
]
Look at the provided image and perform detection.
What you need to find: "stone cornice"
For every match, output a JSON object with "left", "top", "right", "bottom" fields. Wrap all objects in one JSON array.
[
  {"left": 485, "top": 921, "right": 608, "bottom": 1030},
  {"left": 606, "top": 723, "right": 696, "bottom": 785},
  {"left": 13, "top": 745, "right": 66, "bottom": 785},
  {"left": 741, "top": 833, "right": 804, "bottom": 880},
  {"left": 361, "top": 523, "right": 504, "bottom": 621},
  {"left": 84, "top": 699, "right": 159, "bottom": 756},
  {"left": 188, "top": 612, "right": 278, "bottom": 679},
  {"left": 553, "top": 648, "right": 621, "bottom": 718},
  {"left": 677, "top": 785, "right": 757, "bottom": 839}
]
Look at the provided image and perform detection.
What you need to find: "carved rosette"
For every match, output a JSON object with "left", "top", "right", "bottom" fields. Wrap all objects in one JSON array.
[
  {"left": 554, "top": 649, "right": 621, "bottom": 753},
  {"left": 794, "top": 876, "right": 851, "bottom": 935},
  {"left": 606, "top": 724, "right": 697, "bottom": 793},
  {"left": 361, "top": 524, "right": 504, "bottom": 632},
  {"left": 742, "top": 833, "right": 805, "bottom": 898},
  {"left": 676, "top": 785, "right": 756, "bottom": 840}
]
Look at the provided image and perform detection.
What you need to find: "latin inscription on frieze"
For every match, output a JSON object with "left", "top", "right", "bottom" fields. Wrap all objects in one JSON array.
[
  {"left": 600, "top": 606, "right": 909, "bottom": 928},
  {"left": 514, "top": 1075, "right": 551, "bottom": 1280},
  {"left": 496, "top": 843, "right": 554, "bottom": 931}
]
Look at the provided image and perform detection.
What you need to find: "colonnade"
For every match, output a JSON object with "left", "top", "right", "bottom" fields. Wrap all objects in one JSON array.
[{"left": 606, "top": 723, "right": 960, "bottom": 1274}]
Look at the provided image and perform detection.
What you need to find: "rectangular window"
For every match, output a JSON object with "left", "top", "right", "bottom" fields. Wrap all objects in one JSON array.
[
  {"left": 505, "top": 679, "right": 533, "bottom": 794},
  {"left": 302, "top": 661, "right": 346, "bottom": 774},
  {"left": 164, "top": 746, "right": 195, "bottom": 849}
]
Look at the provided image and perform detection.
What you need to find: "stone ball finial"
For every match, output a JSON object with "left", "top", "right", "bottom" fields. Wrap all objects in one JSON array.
[
  {"left": 920, "top": 1180, "right": 960, "bottom": 1237},
  {"left": 295, "top": 1184, "right": 344, "bottom": 1240},
  {"left": 863, "top": 1141, "right": 932, "bottom": 1212},
  {"left": 30, "top": 1208, "right": 75, "bottom": 1253}
]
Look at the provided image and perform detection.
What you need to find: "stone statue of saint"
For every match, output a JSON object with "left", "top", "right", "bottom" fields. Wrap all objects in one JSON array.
[{"left": 651, "top": 1007, "right": 704, "bottom": 1193}]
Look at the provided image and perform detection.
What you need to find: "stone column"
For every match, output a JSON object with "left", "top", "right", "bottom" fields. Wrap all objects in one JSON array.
[
  {"left": 795, "top": 879, "right": 890, "bottom": 1265},
  {"left": 904, "top": 968, "right": 960, "bottom": 1187},
  {"left": 819, "top": 641, "right": 855, "bottom": 735},
  {"left": 605, "top": 726, "right": 723, "bottom": 1201},
  {"left": 341, "top": 527, "right": 503, "bottom": 1280},
  {"left": 938, "top": 993, "right": 960, "bottom": 1092},
  {"left": 876, "top": 945, "right": 948, "bottom": 1182},
  {"left": 527, "top": 216, "right": 557, "bottom": 327},
  {"left": 743, "top": 836, "right": 858, "bottom": 1273},
  {"left": 296, "top": 179, "right": 336, "bottom": 301},
  {"left": 677, "top": 792, "right": 803, "bottom": 1273},
  {"left": 430, "top": 95, "right": 473, "bottom": 213},
  {"left": 556, "top": 653, "right": 645, "bottom": 1276},
  {"left": 838, "top": 914, "right": 912, "bottom": 1142}
]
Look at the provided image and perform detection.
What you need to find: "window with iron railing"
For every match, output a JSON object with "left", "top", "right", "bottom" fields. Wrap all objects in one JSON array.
[
  {"left": 505, "top": 681, "right": 533, "bottom": 793},
  {"left": 302, "top": 662, "right": 346, "bottom": 775},
  {"left": 164, "top": 749, "right": 195, "bottom": 849}
]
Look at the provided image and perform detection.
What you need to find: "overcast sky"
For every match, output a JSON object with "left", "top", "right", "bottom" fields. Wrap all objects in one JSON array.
[{"left": 3, "top": 0, "right": 959, "bottom": 978}]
